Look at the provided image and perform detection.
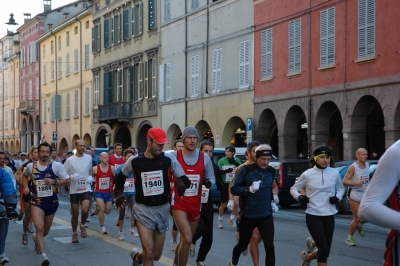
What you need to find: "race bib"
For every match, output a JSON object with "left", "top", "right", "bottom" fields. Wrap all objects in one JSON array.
[
  {"left": 185, "top": 174, "right": 200, "bottom": 197},
  {"left": 142, "top": 170, "right": 164, "bottom": 196},
  {"left": 36, "top": 180, "right": 53, "bottom": 197},
  {"left": 222, "top": 165, "right": 235, "bottom": 181},
  {"left": 361, "top": 176, "right": 369, "bottom": 185},
  {"left": 124, "top": 179, "right": 135, "bottom": 193},
  {"left": 77, "top": 177, "right": 87, "bottom": 192},
  {"left": 99, "top": 177, "right": 110, "bottom": 190},
  {"left": 201, "top": 185, "right": 209, "bottom": 203}
]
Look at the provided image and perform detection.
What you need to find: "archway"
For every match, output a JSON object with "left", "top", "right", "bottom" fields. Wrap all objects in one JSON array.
[
  {"left": 10, "top": 141, "right": 14, "bottom": 154},
  {"left": 282, "top": 105, "right": 308, "bottom": 159},
  {"left": 314, "top": 101, "right": 343, "bottom": 160},
  {"left": 258, "top": 109, "right": 279, "bottom": 156},
  {"left": 95, "top": 127, "right": 108, "bottom": 148},
  {"left": 221, "top": 117, "right": 246, "bottom": 147},
  {"left": 0, "top": 142, "right": 4, "bottom": 151},
  {"left": 72, "top": 134, "right": 80, "bottom": 149},
  {"left": 21, "top": 118, "right": 27, "bottom": 152},
  {"left": 166, "top": 124, "right": 182, "bottom": 149},
  {"left": 28, "top": 116, "right": 34, "bottom": 150},
  {"left": 83, "top": 133, "right": 92, "bottom": 146},
  {"left": 136, "top": 121, "right": 152, "bottom": 152},
  {"left": 34, "top": 115, "right": 40, "bottom": 131},
  {"left": 349, "top": 96, "right": 384, "bottom": 159},
  {"left": 59, "top": 138, "right": 69, "bottom": 152},
  {"left": 5, "top": 141, "right": 9, "bottom": 153},
  {"left": 391, "top": 100, "right": 400, "bottom": 149},
  {"left": 195, "top": 120, "right": 214, "bottom": 146},
  {"left": 115, "top": 126, "right": 132, "bottom": 149},
  {"left": 15, "top": 140, "right": 20, "bottom": 153}
]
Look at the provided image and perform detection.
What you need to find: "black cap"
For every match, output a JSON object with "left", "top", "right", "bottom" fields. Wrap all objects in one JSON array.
[{"left": 313, "top": 145, "right": 332, "bottom": 157}]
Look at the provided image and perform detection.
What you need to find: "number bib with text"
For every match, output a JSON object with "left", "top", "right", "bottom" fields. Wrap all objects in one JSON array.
[
  {"left": 201, "top": 185, "right": 209, "bottom": 203},
  {"left": 142, "top": 170, "right": 164, "bottom": 196},
  {"left": 124, "top": 179, "right": 135, "bottom": 193},
  {"left": 77, "top": 177, "right": 87, "bottom": 192},
  {"left": 222, "top": 165, "right": 235, "bottom": 181},
  {"left": 36, "top": 180, "right": 53, "bottom": 197},
  {"left": 99, "top": 177, "right": 110, "bottom": 190},
  {"left": 185, "top": 174, "right": 200, "bottom": 197}
]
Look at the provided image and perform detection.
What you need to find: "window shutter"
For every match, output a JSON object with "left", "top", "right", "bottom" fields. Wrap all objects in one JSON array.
[
  {"left": 74, "top": 90, "right": 78, "bottom": 117},
  {"left": 74, "top": 49, "right": 79, "bottom": 73},
  {"left": 55, "top": 94, "right": 61, "bottom": 120},
  {"left": 152, "top": 59, "right": 157, "bottom": 97},
  {"left": 43, "top": 64, "right": 47, "bottom": 84},
  {"left": 51, "top": 60, "right": 55, "bottom": 81},
  {"left": 44, "top": 100, "right": 47, "bottom": 122},
  {"left": 139, "top": 2, "right": 143, "bottom": 35},
  {"left": 164, "top": 0, "right": 170, "bottom": 22},
  {"left": 289, "top": 19, "right": 301, "bottom": 73},
  {"left": 165, "top": 63, "right": 171, "bottom": 101},
  {"left": 129, "top": 65, "right": 135, "bottom": 101},
  {"left": 320, "top": 8, "right": 335, "bottom": 67},
  {"left": 261, "top": 29, "right": 272, "bottom": 78},
  {"left": 97, "top": 24, "right": 101, "bottom": 52},
  {"left": 123, "top": 9, "right": 129, "bottom": 40},
  {"left": 131, "top": 6, "right": 135, "bottom": 36},
  {"left": 191, "top": 55, "right": 199, "bottom": 97},
  {"left": 111, "top": 16, "right": 114, "bottom": 45},
  {"left": 239, "top": 40, "right": 250, "bottom": 88},
  {"left": 58, "top": 57, "right": 62, "bottom": 77},
  {"left": 139, "top": 62, "right": 143, "bottom": 99},
  {"left": 85, "top": 87, "right": 89, "bottom": 115},
  {"left": 144, "top": 61, "right": 148, "bottom": 98},
  {"left": 66, "top": 53, "right": 70, "bottom": 76},
  {"left": 104, "top": 72, "right": 109, "bottom": 104},
  {"left": 85, "top": 44, "right": 89, "bottom": 69},
  {"left": 358, "top": 0, "right": 375, "bottom": 58},
  {"left": 51, "top": 96, "right": 54, "bottom": 121},
  {"left": 149, "top": 0, "right": 156, "bottom": 30},
  {"left": 92, "top": 26, "right": 95, "bottom": 53},
  {"left": 104, "top": 19, "right": 110, "bottom": 48},
  {"left": 66, "top": 93, "right": 70, "bottom": 118},
  {"left": 118, "top": 14, "right": 121, "bottom": 43}
]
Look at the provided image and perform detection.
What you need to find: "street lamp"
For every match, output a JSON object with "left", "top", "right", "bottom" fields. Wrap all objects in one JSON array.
[{"left": 5, "top": 13, "right": 18, "bottom": 35}]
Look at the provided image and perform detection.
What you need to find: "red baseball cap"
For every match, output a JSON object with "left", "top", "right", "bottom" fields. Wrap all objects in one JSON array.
[{"left": 146, "top": 127, "right": 169, "bottom": 144}]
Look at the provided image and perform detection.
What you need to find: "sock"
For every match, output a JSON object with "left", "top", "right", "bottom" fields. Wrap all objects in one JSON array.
[
  {"left": 230, "top": 214, "right": 235, "bottom": 220},
  {"left": 41, "top": 253, "right": 47, "bottom": 259},
  {"left": 218, "top": 216, "right": 222, "bottom": 220},
  {"left": 348, "top": 234, "right": 353, "bottom": 238}
]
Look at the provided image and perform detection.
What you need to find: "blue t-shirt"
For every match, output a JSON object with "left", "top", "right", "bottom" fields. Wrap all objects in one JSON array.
[{"left": 116, "top": 164, "right": 135, "bottom": 195}]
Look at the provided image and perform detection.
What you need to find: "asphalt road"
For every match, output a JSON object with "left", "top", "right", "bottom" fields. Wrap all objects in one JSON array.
[{"left": 3, "top": 196, "right": 387, "bottom": 266}]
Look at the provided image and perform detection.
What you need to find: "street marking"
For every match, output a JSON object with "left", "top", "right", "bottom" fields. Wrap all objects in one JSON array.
[
  {"left": 51, "top": 225, "right": 71, "bottom": 230},
  {"left": 52, "top": 236, "right": 74, "bottom": 243},
  {"left": 52, "top": 217, "right": 175, "bottom": 265}
]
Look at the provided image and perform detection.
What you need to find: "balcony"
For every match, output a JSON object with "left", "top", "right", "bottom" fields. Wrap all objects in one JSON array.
[{"left": 19, "top": 100, "right": 38, "bottom": 114}]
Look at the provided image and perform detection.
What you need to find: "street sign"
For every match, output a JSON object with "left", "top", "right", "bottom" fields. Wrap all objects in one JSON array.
[
  {"left": 246, "top": 117, "right": 252, "bottom": 143},
  {"left": 52, "top": 131, "right": 58, "bottom": 144}
]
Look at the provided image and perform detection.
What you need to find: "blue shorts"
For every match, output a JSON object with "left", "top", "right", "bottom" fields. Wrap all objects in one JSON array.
[
  {"left": 94, "top": 192, "right": 113, "bottom": 203},
  {"left": 32, "top": 201, "right": 59, "bottom": 217}
]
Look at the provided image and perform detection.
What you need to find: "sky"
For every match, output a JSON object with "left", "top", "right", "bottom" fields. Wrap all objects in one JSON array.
[{"left": 0, "top": 0, "right": 73, "bottom": 37}]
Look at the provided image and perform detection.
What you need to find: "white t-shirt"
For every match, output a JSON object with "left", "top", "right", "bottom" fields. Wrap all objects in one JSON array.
[
  {"left": 23, "top": 161, "right": 70, "bottom": 180},
  {"left": 64, "top": 154, "right": 93, "bottom": 194}
]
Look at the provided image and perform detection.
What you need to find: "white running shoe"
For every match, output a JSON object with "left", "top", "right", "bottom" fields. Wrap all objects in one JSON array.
[
  {"left": 171, "top": 241, "right": 177, "bottom": 251},
  {"left": 189, "top": 243, "right": 195, "bottom": 257},
  {"left": 196, "top": 262, "right": 205, "bottom": 266},
  {"left": 0, "top": 254, "right": 9, "bottom": 265},
  {"left": 229, "top": 218, "right": 236, "bottom": 227},
  {"left": 217, "top": 219, "right": 223, "bottom": 229},
  {"left": 241, "top": 248, "right": 248, "bottom": 256},
  {"left": 101, "top": 226, "right": 107, "bottom": 235},
  {"left": 130, "top": 248, "right": 141, "bottom": 265},
  {"left": 118, "top": 231, "right": 125, "bottom": 241},
  {"left": 130, "top": 227, "right": 139, "bottom": 237},
  {"left": 305, "top": 237, "right": 314, "bottom": 253},
  {"left": 301, "top": 251, "right": 311, "bottom": 266}
]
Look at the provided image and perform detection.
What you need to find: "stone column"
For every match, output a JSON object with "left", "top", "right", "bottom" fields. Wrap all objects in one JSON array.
[
  {"left": 26, "top": 132, "right": 32, "bottom": 153},
  {"left": 33, "top": 131, "right": 40, "bottom": 146},
  {"left": 20, "top": 132, "right": 26, "bottom": 152},
  {"left": 278, "top": 132, "right": 298, "bottom": 159},
  {"left": 342, "top": 128, "right": 367, "bottom": 160},
  {"left": 384, "top": 126, "right": 400, "bottom": 150}
]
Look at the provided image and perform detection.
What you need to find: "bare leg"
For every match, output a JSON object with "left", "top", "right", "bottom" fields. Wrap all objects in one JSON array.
[{"left": 250, "top": 228, "right": 261, "bottom": 266}]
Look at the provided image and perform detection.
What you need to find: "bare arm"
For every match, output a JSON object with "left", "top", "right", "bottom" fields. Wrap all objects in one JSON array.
[
  {"left": 342, "top": 165, "right": 363, "bottom": 187},
  {"left": 229, "top": 165, "right": 242, "bottom": 200}
]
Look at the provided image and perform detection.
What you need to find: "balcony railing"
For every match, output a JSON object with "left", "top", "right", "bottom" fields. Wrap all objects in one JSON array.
[
  {"left": 19, "top": 100, "right": 38, "bottom": 113},
  {"left": 98, "top": 101, "right": 139, "bottom": 123}
]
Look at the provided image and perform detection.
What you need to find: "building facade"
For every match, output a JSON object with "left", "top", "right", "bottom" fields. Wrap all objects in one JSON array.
[
  {"left": 89, "top": 0, "right": 161, "bottom": 151},
  {"left": 160, "top": 0, "right": 254, "bottom": 149},
  {"left": 37, "top": 9, "right": 93, "bottom": 152},
  {"left": 253, "top": 0, "right": 400, "bottom": 159}
]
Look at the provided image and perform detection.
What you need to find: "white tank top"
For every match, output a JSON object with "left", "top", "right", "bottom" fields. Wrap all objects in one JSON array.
[{"left": 350, "top": 162, "right": 370, "bottom": 191}]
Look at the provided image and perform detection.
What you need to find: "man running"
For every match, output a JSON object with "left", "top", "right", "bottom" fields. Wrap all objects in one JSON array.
[
  {"left": 342, "top": 148, "right": 369, "bottom": 246},
  {"left": 64, "top": 139, "right": 94, "bottom": 243},
  {"left": 22, "top": 142, "right": 70, "bottom": 266},
  {"left": 170, "top": 127, "right": 215, "bottom": 266},
  {"left": 114, "top": 127, "right": 190, "bottom": 266},
  {"left": 171, "top": 139, "right": 184, "bottom": 251},
  {"left": 109, "top": 143, "right": 124, "bottom": 166},
  {"left": 92, "top": 152, "right": 115, "bottom": 235}
]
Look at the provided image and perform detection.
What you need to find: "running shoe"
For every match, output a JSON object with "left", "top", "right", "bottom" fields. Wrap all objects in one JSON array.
[
  {"left": 346, "top": 236, "right": 355, "bottom": 246},
  {"left": 235, "top": 231, "right": 240, "bottom": 241},
  {"left": 217, "top": 219, "right": 223, "bottom": 229},
  {"left": 305, "top": 237, "right": 314, "bottom": 253},
  {"left": 196, "top": 262, "right": 205, "bottom": 266},
  {"left": 301, "top": 251, "right": 310, "bottom": 266},
  {"left": 130, "top": 227, "right": 139, "bottom": 237},
  {"left": 229, "top": 218, "right": 236, "bottom": 227},
  {"left": 130, "top": 248, "right": 142, "bottom": 265},
  {"left": 171, "top": 241, "right": 177, "bottom": 251},
  {"left": 86, "top": 218, "right": 90, "bottom": 223},
  {"left": 189, "top": 243, "right": 195, "bottom": 257},
  {"left": 228, "top": 261, "right": 237, "bottom": 266},
  {"left": 17, "top": 211, "right": 24, "bottom": 221},
  {"left": 0, "top": 254, "right": 9, "bottom": 265},
  {"left": 22, "top": 233, "right": 28, "bottom": 245},
  {"left": 80, "top": 224, "right": 87, "bottom": 238},
  {"left": 28, "top": 225, "right": 34, "bottom": 233},
  {"left": 41, "top": 257, "right": 50, "bottom": 266},
  {"left": 241, "top": 248, "right": 248, "bottom": 256},
  {"left": 72, "top": 232, "right": 79, "bottom": 243},
  {"left": 118, "top": 231, "right": 125, "bottom": 241},
  {"left": 101, "top": 226, "right": 107, "bottom": 235},
  {"left": 357, "top": 224, "right": 365, "bottom": 237},
  {"left": 32, "top": 234, "right": 40, "bottom": 254}
]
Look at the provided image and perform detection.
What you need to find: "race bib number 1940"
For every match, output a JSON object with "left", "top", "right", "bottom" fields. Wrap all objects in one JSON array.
[
  {"left": 142, "top": 170, "right": 164, "bottom": 196},
  {"left": 36, "top": 180, "right": 53, "bottom": 197}
]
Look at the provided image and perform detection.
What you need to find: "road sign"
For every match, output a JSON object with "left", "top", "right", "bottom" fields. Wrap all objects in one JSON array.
[
  {"left": 246, "top": 117, "right": 252, "bottom": 143},
  {"left": 52, "top": 131, "right": 58, "bottom": 144}
]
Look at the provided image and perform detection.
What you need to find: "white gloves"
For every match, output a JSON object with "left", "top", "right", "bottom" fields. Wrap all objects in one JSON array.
[
  {"left": 273, "top": 194, "right": 279, "bottom": 204},
  {"left": 86, "top": 175, "right": 94, "bottom": 183},
  {"left": 249, "top": 181, "right": 261, "bottom": 193},
  {"left": 70, "top": 173, "right": 79, "bottom": 180},
  {"left": 271, "top": 202, "right": 279, "bottom": 213},
  {"left": 227, "top": 199, "right": 234, "bottom": 210}
]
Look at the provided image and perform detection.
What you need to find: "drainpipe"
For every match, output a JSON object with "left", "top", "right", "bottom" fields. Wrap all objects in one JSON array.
[
  {"left": 307, "top": 0, "right": 312, "bottom": 158},
  {"left": 0, "top": 39, "right": 4, "bottom": 148},
  {"left": 343, "top": 0, "right": 348, "bottom": 115},
  {"left": 9, "top": 57, "right": 16, "bottom": 148},
  {"left": 184, "top": 0, "right": 188, "bottom": 127},
  {"left": 75, "top": 10, "right": 86, "bottom": 139},
  {"left": 50, "top": 30, "right": 58, "bottom": 151}
]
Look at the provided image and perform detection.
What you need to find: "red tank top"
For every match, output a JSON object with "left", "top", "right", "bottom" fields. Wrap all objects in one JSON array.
[
  {"left": 95, "top": 164, "right": 113, "bottom": 193},
  {"left": 171, "top": 150, "right": 204, "bottom": 212}
]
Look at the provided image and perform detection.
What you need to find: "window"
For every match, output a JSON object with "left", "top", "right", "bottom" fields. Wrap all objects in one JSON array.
[
  {"left": 139, "top": 62, "right": 143, "bottom": 98},
  {"left": 66, "top": 93, "right": 70, "bottom": 119},
  {"left": 51, "top": 95, "right": 62, "bottom": 121},
  {"left": 85, "top": 21, "right": 89, "bottom": 29},
  {"left": 94, "top": 75, "right": 99, "bottom": 107},
  {"left": 44, "top": 100, "right": 47, "bottom": 123},
  {"left": 358, "top": 0, "right": 375, "bottom": 58},
  {"left": 116, "top": 13, "right": 121, "bottom": 44},
  {"left": 16, "top": 77, "right": 19, "bottom": 96},
  {"left": 261, "top": 28, "right": 272, "bottom": 79},
  {"left": 0, "top": 110, "right": 3, "bottom": 129},
  {"left": 192, "top": 0, "right": 199, "bottom": 11},
  {"left": 239, "top": 40, "right": 250, "bottom": 88},
  {"left": 85, "top": 87, "right": 90, "bottom": 115},
  {"left": 43, "top": 64, "right": 47, "bottom": 84},
  {"left": 111, "top": 16, "right": 115, "bottom": 45},
  {"left": 104, "top": 18, "right": 110, "bottom": 48},
  {"left": 144, "top": 61, "right": 148, "bottom": 98},
  {"left": 74, "top": 26, "right": 78, "bottom": 34},
  {"left": 85, "top": 44, "right": 90, "bottom": 69},
  {"left": 5, "top": 110, "right": 8, "bottom": 129},
  {"left": 0, "top": 81, "right": 3, "bottom": 100},
  {"left": 288, "top": 19, "right": 301, "bottom": 74},
  {"left": 149, "top": 0, "right": 156, "bottom": 30},
  {"left": 58, "top": 36, "right": 61, "bottom": 50},
  {"left": 29, "top": 80, "right": 32, "bottom": 99},
  {"left": 212, "top": 48, "right": 222, "bottom": 93},
  {"left": 51, "top": 60, "right": 55, "bottom": 81},
  {"left": 51, "top": 41, "right": 54, "bottom": 54},
  {"left": 191, "top": 55, "right": 199, "bottom": 97},
  {"left": 151, "top": 59, "right": 157, "bottom": 97},
  {"left": 10, "top": 109, "right": 14, "bottom": 129},
  {"left": 66, "top": 31, "right": 70, "bottom": 46},
  {"left": 66, "top": 53, "right": 70, "bottom": 76},
  {"left": 320, "top": 8, "right": 335, "bottom": 67},
  {"left": 164, "top": 0, "right": 170, "bottom": 22},
  {"left": 21, "top": 82, "right": 24, "bottom": 100},
  {"left": 165, "top": 63, "right": 171, "bottom": 101},
  {"left": 106, "top": 0, "right": 110, "bottom": 4},
  {"left": 74, "top": 49, "right": 79, "bottom": 73},
  {"left": 131, "top": 2, "right": 143, "bottom": 36},
  {"left": 43, "top": 45, "right": 46, "bottom": 59},
  {"left": 103, "top": 71, "right": 114, "bottom": 104},
  {"left": 58, "top": 57, "right": 62, "bottom": 78},
  {"left": 36, "top": 77, "right": 39, "bottom": 100},
  {"left": 74, "top": 90, "right": 79, "bottom": 118},
  {"left": 128, "top": 65, "right": 136, "bottom": 101},
  {"left": 123, "top": 8, "right": 129, "bottom": 40},
  {"left": 117, "top": 69, "right": 123, "bottom": 101},
  {"left": 4, "top": 79, "right": 7, "bottom": 99}
]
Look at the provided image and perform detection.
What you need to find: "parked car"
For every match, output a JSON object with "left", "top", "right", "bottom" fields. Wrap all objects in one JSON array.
[{"left": 270, "top": 159, "right": 310, "bottom": 207}]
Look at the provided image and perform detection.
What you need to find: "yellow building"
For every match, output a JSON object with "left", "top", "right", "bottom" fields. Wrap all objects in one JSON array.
[{"left": 37, "top": 9, "right": 93, "bottom": 152}]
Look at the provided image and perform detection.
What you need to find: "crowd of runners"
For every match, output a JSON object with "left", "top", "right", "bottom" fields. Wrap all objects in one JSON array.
[{"left": 0, "top": 125, "right": 399, "bottom": 266}]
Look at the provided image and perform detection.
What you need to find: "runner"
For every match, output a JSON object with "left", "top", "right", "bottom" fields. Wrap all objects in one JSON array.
[
  {"left": 170, "top": 127, "right": 215, "bottom": 266},
  {"left": 64, "top": 139, "right": 93, "bottom": 243},
  {"left": 217, "top": 146, "right": 241, "bottom": 229},
  {"left": 359, "top": 140, "right": 400, "bottom": 266},
  {"left": 114, "top": 127, "right": 190, "bottom": 266},
  {"left": 115, "top": 148, "right": 138, "bottom": 240},
  {"left": 342, "top": 148, "right": 369, "bottom": 246},
  {"left": 190, "top": 140, "right": 219, "bottom": 266},
  {"left": 171, "top": 139, "right": 184, "bottom": 251},
  {"left": 21, "top": 142, "right": 70, "bottom": 266},
  {"left": 290, "top": 145, "right": 345, "bottom": 266},
  {"left": 109, "top": 143, "right": 124, "bottom": 167},
  {"left": 92, "top": 152, "right": 115, "bottom": 235}
]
